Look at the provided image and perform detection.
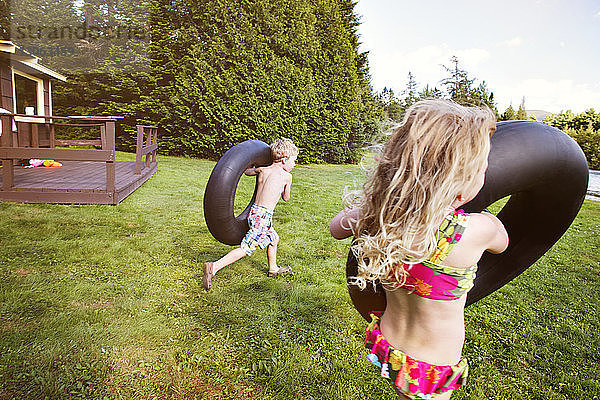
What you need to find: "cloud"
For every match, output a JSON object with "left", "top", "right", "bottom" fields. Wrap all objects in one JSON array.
[
  {"left": 454, "top": 48, "right": 491, "bottom": 66},
  {"left": 500, "top": 37, "right": 523, "bottom": 47}
]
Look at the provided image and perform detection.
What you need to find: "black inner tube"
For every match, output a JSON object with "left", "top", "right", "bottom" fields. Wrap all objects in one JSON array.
[
  {"left": 204, "top": 140, "right": 272, "bottom": 245},
  {"left": 346, "top": 121, "right": 589, "bottom": 320}
]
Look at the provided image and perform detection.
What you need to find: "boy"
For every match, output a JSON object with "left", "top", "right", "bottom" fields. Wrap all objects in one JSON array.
[{"left": 203, "top": 138, "right": 298, "bottom": 290}]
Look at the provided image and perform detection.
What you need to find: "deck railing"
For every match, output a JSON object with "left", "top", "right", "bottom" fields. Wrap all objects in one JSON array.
[
  {"left": 136, "top": 125, "right": 158, "bottom": 175},
  {"left": 0, "top": 114, "right": 158, "bottom": 200}
]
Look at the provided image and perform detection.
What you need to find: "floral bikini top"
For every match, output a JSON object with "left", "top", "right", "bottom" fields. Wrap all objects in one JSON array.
[{"left": 387, "top": 209, "right": 477, "bottom": 301}]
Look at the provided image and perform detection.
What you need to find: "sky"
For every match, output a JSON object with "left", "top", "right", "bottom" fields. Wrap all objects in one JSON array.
[{"left": 354, "top": 0, "right": 600, "bottom": 114}]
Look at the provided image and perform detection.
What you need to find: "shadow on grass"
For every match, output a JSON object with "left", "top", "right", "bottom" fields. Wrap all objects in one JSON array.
[{"left": 163, "top": 246, "right": 392, "bottom": 399}]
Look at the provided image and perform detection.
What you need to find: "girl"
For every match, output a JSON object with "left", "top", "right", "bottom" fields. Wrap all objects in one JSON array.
[{"left": 330, "top": 100, "right": 508, "bottom": 399}]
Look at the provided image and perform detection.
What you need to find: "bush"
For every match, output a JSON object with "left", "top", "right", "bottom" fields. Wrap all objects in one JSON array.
[
  {"left": 566, "top": 126, "right": 600, "bottom": 170},
  {"left": 545, "top": 109, "right": 600, "bottom": 170}
]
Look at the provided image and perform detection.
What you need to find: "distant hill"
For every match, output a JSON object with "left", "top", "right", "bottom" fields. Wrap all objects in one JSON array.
[{"left": 526, "top": 109, "right": 553, "bottom": 121}]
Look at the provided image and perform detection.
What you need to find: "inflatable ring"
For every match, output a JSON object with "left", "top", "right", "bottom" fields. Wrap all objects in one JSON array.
[
  {"left": 204, "top": 140, "right": 272, "bottom": 245},
  {"left": 346, "top": 121, "right": 589, "bottom": 320}
]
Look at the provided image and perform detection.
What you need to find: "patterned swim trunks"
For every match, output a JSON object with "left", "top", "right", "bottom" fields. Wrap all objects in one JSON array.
[{"left": 240, "top": 204, "right": 279, "bottom": 255}]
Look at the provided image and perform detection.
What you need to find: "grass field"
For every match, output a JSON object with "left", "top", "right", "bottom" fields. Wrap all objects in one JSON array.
[{"left": 1, "top": 152, "right": 599, "bottom": 399}]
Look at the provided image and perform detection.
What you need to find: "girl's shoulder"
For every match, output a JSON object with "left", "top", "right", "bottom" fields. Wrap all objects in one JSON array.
[
  {"left": 439, "top": 210, "right": 508, "bottom": 268},
  {"left": 466, "top": 211, "right": 499, "bottom": 229},
  {"left": 462, "top": 211, "right": 509, "bottom": 254}
]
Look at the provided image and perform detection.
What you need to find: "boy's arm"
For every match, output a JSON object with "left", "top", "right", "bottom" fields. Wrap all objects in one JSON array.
[
  {"left": 282, "top": 174, "right": 292, "bottom": 201},
  {"left": 244, "top": 167, "right": 259, "bottom": 176},
  {"left": 329, "top": 207, "right": 361, "bottom": 239}
]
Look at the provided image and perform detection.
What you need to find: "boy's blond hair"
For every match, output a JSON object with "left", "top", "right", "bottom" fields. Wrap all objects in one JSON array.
[
  {"left": 351, "top": 99, "right": 496, "bottom": 289},
  {"left": 270, "top": 138, "right": 299, "bottom": 162}
]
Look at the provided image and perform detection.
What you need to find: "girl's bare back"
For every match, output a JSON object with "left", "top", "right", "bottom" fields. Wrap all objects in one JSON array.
[{"left": 381, "top": 211, "right": 508, "bottom": 365}]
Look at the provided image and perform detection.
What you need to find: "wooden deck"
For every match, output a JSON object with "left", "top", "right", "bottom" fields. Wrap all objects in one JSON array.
[
  {"left": 0, "top": 160, "right": 157, "bottom": 204},
  {"left": 0, "top": 115, "right": 159, "bottom": 205}
]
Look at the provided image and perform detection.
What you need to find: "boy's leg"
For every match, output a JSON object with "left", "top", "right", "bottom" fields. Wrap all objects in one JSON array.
[
  {"left": 203, "top": 247, "right": 247, "bottom": 290},
  {"left": 267, "top": 240, "right": 278, "bottom": 274},
  {"left": 213, "top": 247, "right": 247, "bottom": 274},
  {"left": 266, "top": 235, "right": 291, "bottom": 276}
]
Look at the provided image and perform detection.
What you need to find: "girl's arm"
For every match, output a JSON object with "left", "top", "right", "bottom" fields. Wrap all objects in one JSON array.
[{"left": 329, "top": 207, "right": 361, "bottom": 239}]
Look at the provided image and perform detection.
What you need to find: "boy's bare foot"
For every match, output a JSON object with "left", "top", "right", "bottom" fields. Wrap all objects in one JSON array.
[
  {"left": 267, "top": 265, "right": 292, "bottom": 277},
  {"left": 203, "top": 262, "right": 213, "bottom": 290}
]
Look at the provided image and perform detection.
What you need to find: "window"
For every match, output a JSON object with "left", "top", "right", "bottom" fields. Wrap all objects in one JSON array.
[
  {"left": 13, "top": 70, "right": 44, "bottom": 116},
  {"left": 14, "top": 73, "right": 38, "bottom": 114}
]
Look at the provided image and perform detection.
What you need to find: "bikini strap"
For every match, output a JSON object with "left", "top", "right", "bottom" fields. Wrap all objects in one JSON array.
[{"left": 429, "top": 209, "right": 469, "bottom": 263}]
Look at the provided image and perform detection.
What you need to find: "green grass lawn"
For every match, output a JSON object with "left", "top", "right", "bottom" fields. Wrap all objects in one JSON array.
[{"left": 1, "top": 152, "right": 599, "bottom": 399}]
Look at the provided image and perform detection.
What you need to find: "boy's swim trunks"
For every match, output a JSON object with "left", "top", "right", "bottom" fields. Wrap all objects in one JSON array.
[{"left": 241, "top": 204, "right": 279, "bottom": 255}]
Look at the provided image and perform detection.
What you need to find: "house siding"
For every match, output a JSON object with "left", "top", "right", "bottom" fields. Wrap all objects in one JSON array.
[
  {"left": 0, "top": 59, "right": 14, "bottom": 112},
  {"left": 43, "top": 79, "right": 50, "bottom": 116}
]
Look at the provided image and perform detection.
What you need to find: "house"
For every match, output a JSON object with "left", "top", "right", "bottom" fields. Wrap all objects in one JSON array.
[
  {"left": 0, "top": 40, "right": 66, "bottom": 117},
  {"left": 0, "top": 41, "right": 158, "bottom": 205}
]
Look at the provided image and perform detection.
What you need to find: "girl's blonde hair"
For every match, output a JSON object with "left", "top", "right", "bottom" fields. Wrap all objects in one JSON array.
[
  {"left": 351, "top": 99, "right": 496, "bottom": 289},
  {"left": 271, "top": 138, "right": 299, "bottom": 162}
]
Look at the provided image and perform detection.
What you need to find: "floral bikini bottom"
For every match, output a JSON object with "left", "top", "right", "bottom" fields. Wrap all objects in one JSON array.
[{"left": 365, "top": 313, "right": 468, "bottom": 399}]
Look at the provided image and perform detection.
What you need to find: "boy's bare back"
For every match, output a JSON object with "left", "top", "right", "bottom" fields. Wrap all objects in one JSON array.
[{"left": 247, "top": 164, "right": 292, "bottom": 210}]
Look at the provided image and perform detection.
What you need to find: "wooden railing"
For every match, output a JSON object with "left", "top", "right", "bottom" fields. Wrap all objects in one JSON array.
[
  {"left": 0, "top": 115, "right": 148, "bottom": 195},
  {"left": 136, "top": 125, "right": 158, "bottom": 175}
]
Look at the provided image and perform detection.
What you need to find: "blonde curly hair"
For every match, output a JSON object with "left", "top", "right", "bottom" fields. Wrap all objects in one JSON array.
[
  {"left": 350, "top": 99, "right": 496, "bottom": 289},
  {"left": 271, "top": 138, "right": 298, "bottom": 162}
]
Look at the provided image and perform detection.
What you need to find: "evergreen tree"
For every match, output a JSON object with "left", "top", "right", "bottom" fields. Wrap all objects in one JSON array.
[
  {"left": 49, "top": 0, "right": 153, "bottom": 149},
  {"left": 142, "top": 0, "right": 372, "bottom": 162},
  {"left": 501, "top": 104, "right": 516, "bottom": 121},
  {"left": 439, "top": 56, "right": 496, "bottom": 110},
  {"left": 340, "top": 0, "right": 382, "bottom": 159},
  {"left": 545, "top": 108, "right": 600, "bottom": 132},
  {"left": 546, "top": 109, "right": 600, "bottom": 169},
  {"left": 418, "top": 84, "right": 443, "bottom": 100},
  {"left": 48, "top": 0, "right": 380, "bottom": 162},
  {"left": 473, "top": 81, "right": 497, "bottom": 111},
  {"left": 402, "top": 71, "right": 418, "bottom": 108},
  {"left": 378, "top": 87, "right": 402, "bottom": 121},
  {"left": 8, "top": 0, "right": 79, "bottom": 62},
  {"left": 440, "top": 56, "right": 475, "bottom": 104},
  {"left": 516, "top": 97, "right": 528, "bottom": 120},
  {"left": 0, "top": 0, "right": 10, "bottom": 39}
]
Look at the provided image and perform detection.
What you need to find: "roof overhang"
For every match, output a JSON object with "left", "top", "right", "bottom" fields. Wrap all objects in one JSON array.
[
  {"left": 0, "top": 40, "right": 67, "bottom": 82},
  {"left": 0, "top": 41, "right": 16, "bottom": 54}
]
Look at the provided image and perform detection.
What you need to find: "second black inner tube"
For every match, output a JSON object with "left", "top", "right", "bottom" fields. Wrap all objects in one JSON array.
[{"left": 345, "top": 121, "right": 589, "bottom": 320}]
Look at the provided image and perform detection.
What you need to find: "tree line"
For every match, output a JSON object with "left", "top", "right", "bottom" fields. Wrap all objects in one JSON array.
[
  {"left": 375, "top": 57, "right": 599, "bottom": 170},
  {"left": 544, "top": 110, "right": 600, "bottom": 170},
  {"left": 4, "top": 0, "right": 381, "bottom": 163},
  {"left": 2, "top": 0, "right": 598, "bottom": 167},
  {"left": 375, "top": 56, "right": 531, "bottom": 123}
]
